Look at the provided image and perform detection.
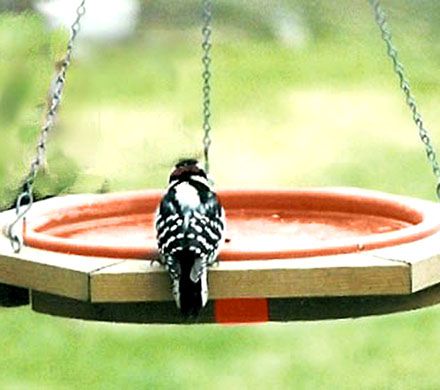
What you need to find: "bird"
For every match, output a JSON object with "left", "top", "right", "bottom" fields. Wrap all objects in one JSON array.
[{"left": 155, "top": 159, "right": 225, "bottom": 318}]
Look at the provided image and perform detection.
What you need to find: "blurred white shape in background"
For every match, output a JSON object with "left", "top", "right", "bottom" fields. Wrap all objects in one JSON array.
[
  {"left": 35, "top": 0, "right": 141, "bottom": 41},
  {"left": 270, "top": 5, "right": 309, "bottom": 48}
]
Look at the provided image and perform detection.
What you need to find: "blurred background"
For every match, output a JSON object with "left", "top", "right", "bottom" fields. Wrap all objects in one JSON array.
[{"left": 1, "top": 0, "right": 440, "bottom": 388}]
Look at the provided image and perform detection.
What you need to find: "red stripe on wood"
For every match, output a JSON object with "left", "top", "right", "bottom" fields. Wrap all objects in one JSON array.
[{"left": 215, "top": 298, "right": 269, "bottom": 324}]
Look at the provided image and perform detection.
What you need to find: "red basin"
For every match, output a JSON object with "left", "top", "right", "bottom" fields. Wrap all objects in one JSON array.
[{"left": 23, "top": 188, "right": 440, "bottom": 260}]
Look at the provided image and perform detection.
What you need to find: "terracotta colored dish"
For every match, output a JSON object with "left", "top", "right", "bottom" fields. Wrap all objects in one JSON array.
[{"left": 23, "top": 187, "right": 440, "bottom": 260}]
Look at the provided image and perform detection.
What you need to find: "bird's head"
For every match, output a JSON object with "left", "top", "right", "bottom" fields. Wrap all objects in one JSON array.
[{"left": 169, "top": 159, "right": 208, "bottom": 184}]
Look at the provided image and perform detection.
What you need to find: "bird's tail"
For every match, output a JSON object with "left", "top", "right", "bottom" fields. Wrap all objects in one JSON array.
[{"left": 176, "top": 251, "right": 207, "bottom": 318}]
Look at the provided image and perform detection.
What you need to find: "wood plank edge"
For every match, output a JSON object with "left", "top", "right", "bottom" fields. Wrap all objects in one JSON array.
[
  {"left": 371, "top": 247, "right": 440, "bottom": 294},
  {"left": 89, "top": 255, "right": 411, "bottom": 303}
]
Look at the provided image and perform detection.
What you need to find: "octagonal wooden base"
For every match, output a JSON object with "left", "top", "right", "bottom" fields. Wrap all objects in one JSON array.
[
  {"left": 1, "top": 188, "right": 440, "bottom": 324},
  {"left": 31, "top": 284, "right": 440, "bottom": 324}
]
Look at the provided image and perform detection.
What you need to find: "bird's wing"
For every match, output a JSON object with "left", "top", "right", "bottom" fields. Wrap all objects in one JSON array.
[
  {"left": 155, "top": 191, "right": 183, "bottom": 279},
  {"left": 190, "top": 191, "right": 225, "bottom": 276},
  {"left": 155, "top": 188, "right": 225, "bottom": 280}
]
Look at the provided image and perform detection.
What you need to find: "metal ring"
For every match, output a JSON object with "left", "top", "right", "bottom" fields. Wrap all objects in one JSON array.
[
  {"left": 16, "top": 191, "right": 33, "bottom": 214},
  {"left": 4, "top": 220, "right": 23, "bottom": 253},
  {"left": 10, "top": 234, "right": 22, "bottom": 253}
]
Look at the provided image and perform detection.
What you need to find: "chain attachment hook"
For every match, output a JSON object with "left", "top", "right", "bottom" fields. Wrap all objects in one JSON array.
[{"left": 5, "top": 192, "right": 33, "bottom": 253}]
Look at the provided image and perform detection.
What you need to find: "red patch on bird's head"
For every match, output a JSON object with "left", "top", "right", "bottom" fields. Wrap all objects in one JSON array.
[{"left": 169, "top": 159, "right": 207, "bottom": 182}]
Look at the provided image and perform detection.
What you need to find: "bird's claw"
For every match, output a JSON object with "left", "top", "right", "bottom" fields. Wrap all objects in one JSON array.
[{"left": 150, "top": 257, "right": 164, "bottom": 267}]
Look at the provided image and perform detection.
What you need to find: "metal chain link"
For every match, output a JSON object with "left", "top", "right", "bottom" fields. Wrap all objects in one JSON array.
[
  {"left": 202, "top": 0, "right": 213, "bottom": 174},
  {"left": 5, "top": 0, "right": 86, "bottom": 252},
  {"left": 369, "top": 0, "right": 440, "bottom": 199}
]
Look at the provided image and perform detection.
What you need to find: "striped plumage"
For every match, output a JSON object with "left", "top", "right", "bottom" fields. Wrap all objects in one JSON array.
[{"left": 155, "top": 159, "right": 225, "bottom": 317}]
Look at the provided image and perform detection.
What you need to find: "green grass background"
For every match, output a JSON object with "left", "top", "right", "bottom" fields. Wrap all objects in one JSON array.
[{"left": 2, "top": 1, "right": 440, "bottom": 388}]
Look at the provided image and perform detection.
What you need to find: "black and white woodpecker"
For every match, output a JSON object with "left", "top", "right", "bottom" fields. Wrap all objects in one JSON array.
[{"left": 155, "top": 159, "right": 225, "bottom": 317}]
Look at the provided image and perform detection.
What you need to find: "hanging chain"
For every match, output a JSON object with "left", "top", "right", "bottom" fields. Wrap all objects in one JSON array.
[
  {"left": 201, "top": 0, "right": 213, "bottom": 174},
  {"left": 5, "top": 0, "right": 86, "bottom": 252},
  {"left": 369, "top": 0, "right": 440, "bottom": 199}
]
